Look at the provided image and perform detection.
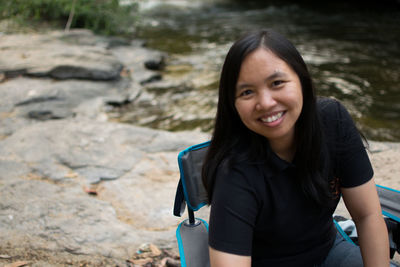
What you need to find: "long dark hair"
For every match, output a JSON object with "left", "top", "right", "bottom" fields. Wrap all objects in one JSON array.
[{"left": 202, "top": 29, "right": 333, "bottom": 207}]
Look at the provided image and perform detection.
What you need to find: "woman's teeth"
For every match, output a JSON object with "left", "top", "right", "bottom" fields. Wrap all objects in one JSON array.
[{"left": 261, "top": 112, "right": 283, "bottom": 123}]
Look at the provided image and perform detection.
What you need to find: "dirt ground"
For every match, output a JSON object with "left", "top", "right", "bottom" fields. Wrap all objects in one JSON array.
[{"left": 0, "top": 243, "right": 181, "bottom": 267}]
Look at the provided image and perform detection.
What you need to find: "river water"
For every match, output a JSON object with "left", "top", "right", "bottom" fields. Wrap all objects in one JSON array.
[{"left": 116, "top": 0, "right": 400, "bottom": 141}]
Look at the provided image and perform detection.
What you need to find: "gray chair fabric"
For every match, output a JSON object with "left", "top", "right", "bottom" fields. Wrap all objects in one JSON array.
[
  {"left": 377, "top": 185, "right": 400, "bottom": 223},
  {"left": 177, "top": 219, "right": 210, "bottom": 267},
  {"left": 178, "top": 142, "right": 209, "bottom": 211}
]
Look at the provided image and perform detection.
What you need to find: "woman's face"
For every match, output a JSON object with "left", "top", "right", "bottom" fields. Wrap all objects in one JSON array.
[{"left": 234, "top": 48, "right": 303, "bottom": 148}]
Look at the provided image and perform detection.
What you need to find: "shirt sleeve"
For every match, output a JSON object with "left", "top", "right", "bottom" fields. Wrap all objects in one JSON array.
[
  {"left": 334, "top": 100, "right": 374, "bottom": 188},
  {"left": 208, "top": 162, "right": 261, "bottom": 256}
]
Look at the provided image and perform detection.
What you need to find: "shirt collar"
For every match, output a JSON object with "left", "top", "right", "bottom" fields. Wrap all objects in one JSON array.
[{"left": 263, "top": 142, "right": 296, "bottom": 176}]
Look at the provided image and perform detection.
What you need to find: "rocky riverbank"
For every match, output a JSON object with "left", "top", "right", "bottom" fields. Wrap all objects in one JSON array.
[
  {"left": 0, "top": 30, "right": 210, "bottom": 266},
  {"left": 0, "top": 30, "right": 399, "bottom": 266}
]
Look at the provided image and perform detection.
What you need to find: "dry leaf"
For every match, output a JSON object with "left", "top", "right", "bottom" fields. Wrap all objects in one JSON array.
[
  {"left": 137, "top": 243, "right": 162, "bottom": 257},
  {"left": 4, "top": 261, "right": 30, "bottom": 267},
  {"left": 83, "top": 186, "right": 97, "bottom": 195},
  {"left": 128, "top": 257, "right": 153, "bottom": 265},
  {"left": 0, "top": 254, "right": 11, "bottom": 259},
  {"left": 149, "top": 244, "right": 162, "bottom": 257}
]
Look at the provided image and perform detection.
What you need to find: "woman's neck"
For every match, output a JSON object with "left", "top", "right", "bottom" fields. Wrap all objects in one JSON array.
[{"left": 269, "top": 137, "right": 296, "bottom": 163}]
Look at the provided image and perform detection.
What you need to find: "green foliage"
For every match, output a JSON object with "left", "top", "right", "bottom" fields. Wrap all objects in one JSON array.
[{"left": 0, "top": 0, "right": 138, "bottom": 35}]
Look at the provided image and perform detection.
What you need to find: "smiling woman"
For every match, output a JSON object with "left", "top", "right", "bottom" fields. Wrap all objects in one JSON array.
[
  {"left": 201, "top": 29, "right": 390, "bottom": 267},
  {"left": 234, "top": 48, "right": 303, "bottom": 162}
]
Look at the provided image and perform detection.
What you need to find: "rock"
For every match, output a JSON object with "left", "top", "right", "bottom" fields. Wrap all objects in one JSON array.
[
  {"left": 45, "top": 64, "right": 123, "bottom": 80},
  {"left": 145, "top": 57, "right": 166, "bottom": 71},
  {"left": 110, "top": 45, "right": 167, "bottom": 85},
  {"left": 145, "top": 79, "right": 191, "bottom": 93},
  {"left": 0, "top": 179, "right": 142, "bottom": 258},
  {"left": 0, "top": 118, "right": 209, "bottom": 261},
  {"left": 0, "top": 30, "right": 211, "bottom": 264},
  {"left": 0, "top": 77, "right": 132, "bottom": 135},
  {"left": 369, "top": 140, "right": 400, "bottom": 153},
  {"left": 0, "top": 31, "right": 123, "bottom": 81},
  {"left": 140, "top": 73, "right": 163, "bottom": 85},
  {"left": 27, "top": 110, "right": 68, "bottom": 120},
  {"left": 0, "top": 30, "right": 166, "bottom": 140},
  {"left": 54, "top": 29, "right": 111, "bottom": 47}
]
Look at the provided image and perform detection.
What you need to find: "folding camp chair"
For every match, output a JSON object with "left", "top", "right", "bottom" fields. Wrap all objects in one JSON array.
[
  {"left": 173, "top": 141, "right": 400, "bottom": 267},
  {"left": 173, "top": 141, "right": 211, "bottom": 267},
  {"left": 377, "top": 185, "right": 400, "bottom": 259}
]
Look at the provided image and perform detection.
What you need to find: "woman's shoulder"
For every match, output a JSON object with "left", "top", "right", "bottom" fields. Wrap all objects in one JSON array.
[
  {"left": 316, "top": 97, "right": 346, "bottom": 143},
  {"left": 317, "top": 97, "right": 364, "bottom": 151},
  {"left": 317, "top": 96, "right": 340, "bottom": 113},
  {"left": 317, "top": 97, "right": 350, "bottom": 121}
]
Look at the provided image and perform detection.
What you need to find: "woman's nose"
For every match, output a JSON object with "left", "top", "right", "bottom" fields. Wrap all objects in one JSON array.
[{"left": 255, "top": 90, "right": 277, "bottom": 111}]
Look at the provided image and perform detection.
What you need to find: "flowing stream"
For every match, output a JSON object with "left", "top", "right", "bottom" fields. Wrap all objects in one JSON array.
[{"left": 112, "top": 0, "right": 400, "bottom": 141}]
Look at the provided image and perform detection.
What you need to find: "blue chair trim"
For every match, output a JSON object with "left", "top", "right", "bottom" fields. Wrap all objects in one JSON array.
[
  {"left": 382, "top": 210, "right": 400, "bottom": 223},
  {"left": 197, "top": 218, "right": 209, "bottom": 231},
  {"left": 177, "top": 141, "right": 210, "bottom": 211},
  {"left": 377, "top": 184, "right": 400, "bottom": 194},
  {"left": 376, "top": 184, "right": 400, "bottom": 223},
  {"left": 333, "top": 219, "right": 356, "bottom": 246},
  {"left": 176, "top": 221, "right": 187, "bottom": 267}
]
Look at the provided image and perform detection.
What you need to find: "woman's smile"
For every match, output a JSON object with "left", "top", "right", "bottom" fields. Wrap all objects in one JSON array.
[{"left": 259, "top": 111, "right": 285, "bottom": 124}]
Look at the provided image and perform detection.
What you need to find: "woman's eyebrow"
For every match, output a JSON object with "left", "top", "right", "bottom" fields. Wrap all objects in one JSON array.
[
  {"left": 236, "top": 83, "right": 252, "bottom": 90},
  {"left": 266, "top": 71, "right": 288, "bottom": 81},
  {"left": 236, "top": 71, "right": 289, "bottom": 91}
]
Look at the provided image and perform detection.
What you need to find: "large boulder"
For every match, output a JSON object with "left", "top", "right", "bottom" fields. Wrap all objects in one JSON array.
[
  {"left": 0, "top": 77, "right": 132, "bottom": 138},
  {"left": 0, "top": 119, "right": 209, "bottom": 263},
  {"left": 0, "top": 30, "right": 167, "bottom": 139},
  {"left": 0, "top": 30, "right": 123, "bottom": 80}
]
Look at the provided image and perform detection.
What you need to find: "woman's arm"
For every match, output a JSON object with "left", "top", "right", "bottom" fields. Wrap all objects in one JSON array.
[
  {"left": 341, "top": 178, "right": 390, "bottom": 267},
  {"left": 209, "top": 247, "right": 251, "bottom": 267}
]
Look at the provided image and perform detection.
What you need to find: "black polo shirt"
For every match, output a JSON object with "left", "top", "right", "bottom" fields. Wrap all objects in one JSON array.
[{"left": 208, "top": 98, "right": 373, "bottom": 266}]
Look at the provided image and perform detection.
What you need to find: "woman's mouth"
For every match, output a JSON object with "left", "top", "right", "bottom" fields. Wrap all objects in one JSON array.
[{"left": 260, "top": 111, "right": 284, "bottom": 123}]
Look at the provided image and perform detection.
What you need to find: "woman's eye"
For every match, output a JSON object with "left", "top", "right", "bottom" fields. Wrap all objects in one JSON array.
[
  {"left": 272, "top": 80, "right": 284, "bottom": 87},
  {"left": 239, "top": 89, "right": 253, "bottom": 97}
]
